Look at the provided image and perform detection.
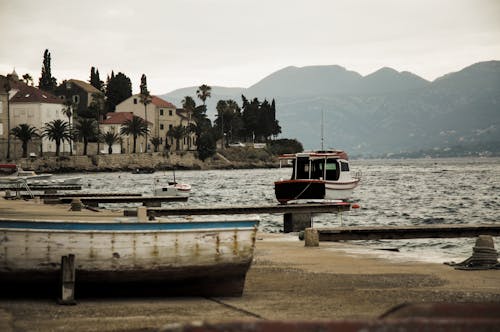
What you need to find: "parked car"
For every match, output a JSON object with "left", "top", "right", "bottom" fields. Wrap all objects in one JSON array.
[{"left": 228, "top": 142, "right": 245, "bottom": 147}]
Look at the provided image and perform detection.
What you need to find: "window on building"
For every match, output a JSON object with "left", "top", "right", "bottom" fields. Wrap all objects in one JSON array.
[
  {"left": 169, "top": 110, "right": 173, "bottom": 116},
  {"left": 133, "top": 98, "right": 137, "bottom": 104},
  {"left": 160, "top": 109, "right": 164, "bottom": 116},
  {"left": 72, "top": 95, "right": 80, "bottom": 104},
  {"left": 160, "top": 124, "right": 164, "bottom": 130}
]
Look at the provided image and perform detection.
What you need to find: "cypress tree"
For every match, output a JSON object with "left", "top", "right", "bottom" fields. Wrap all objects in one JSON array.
[
  {"left": 89, "top": 67, "right": 104, "bottom": 91},
  {"left": 38, "top": 49, "right": 57, "bottom": 92},
  {"left": 105, "top": 71, "right": 132, "bottom": 112}
]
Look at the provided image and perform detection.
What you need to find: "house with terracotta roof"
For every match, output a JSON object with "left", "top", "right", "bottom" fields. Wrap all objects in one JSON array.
[
  {"left": 54, "top": 79, "right": 103, "bottom": 117},
  {"left": 100, "top": 111, "right": 151, "bottom": 153},
  {"left": 115, "top": 94, "right": 195, "bottom": 152},
  {"left": 0, "top": 72, "right": 68, "bottom": 158}
]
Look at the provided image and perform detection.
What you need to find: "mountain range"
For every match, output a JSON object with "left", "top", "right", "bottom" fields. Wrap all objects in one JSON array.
[{"left": 160, "top": 61, "right": 500, "bottom": 157}]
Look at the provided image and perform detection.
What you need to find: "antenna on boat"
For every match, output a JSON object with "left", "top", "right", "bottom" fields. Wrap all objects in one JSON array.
[{"left": 321, "top": 110, "right": 324, "bottom": 151}]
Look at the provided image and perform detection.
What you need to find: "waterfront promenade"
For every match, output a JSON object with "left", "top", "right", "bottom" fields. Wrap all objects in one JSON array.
[{"left": 0, "top": 197, "right": 499, "bottom": 331}]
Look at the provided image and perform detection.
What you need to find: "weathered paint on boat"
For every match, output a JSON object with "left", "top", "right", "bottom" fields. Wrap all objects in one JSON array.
[{"left": 0, "top": 217, "right": 259, "bottom": 296}]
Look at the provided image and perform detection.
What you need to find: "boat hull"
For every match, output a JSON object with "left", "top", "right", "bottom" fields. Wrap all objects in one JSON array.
[
  {"left": 0, "top": 218, "right": 258, "bottom": 296},
  {"left": 274, "top": 180, "right": 326, "bottom": 204}
]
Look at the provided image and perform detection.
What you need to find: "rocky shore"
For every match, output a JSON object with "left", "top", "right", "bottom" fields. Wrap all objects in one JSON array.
[{"left": 4, "top": 151, "right": 279, "bottom": 173}]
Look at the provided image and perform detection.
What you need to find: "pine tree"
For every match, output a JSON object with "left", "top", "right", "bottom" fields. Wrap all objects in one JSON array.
[{"left": 38, "top": 49, "right": 57, "bottom": 92}]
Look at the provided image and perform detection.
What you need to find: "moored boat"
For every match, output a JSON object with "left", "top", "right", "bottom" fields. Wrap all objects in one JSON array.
[
  {"left": 0, "top": 216, "right": 259, "bottom": 296},
  {"left": 275, "top": 150, "right": 361, "bottom": 204},
  {"left": 0, "top": 164, "right": 81, "bottom": 186},
  {"left": 153, "top": 170, "right": 191, "bottom": 197}
]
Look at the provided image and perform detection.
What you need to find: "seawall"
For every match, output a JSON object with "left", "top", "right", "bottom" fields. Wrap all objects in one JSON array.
[{"left": 8, "top": 152, "right": 279, "bottom": 173}]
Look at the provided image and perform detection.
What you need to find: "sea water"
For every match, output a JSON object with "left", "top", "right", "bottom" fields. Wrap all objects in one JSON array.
[{"left": 80, "top": 157, "right": 500, "bottom": 264}]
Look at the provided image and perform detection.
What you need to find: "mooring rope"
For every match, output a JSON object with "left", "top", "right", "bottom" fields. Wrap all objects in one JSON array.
[{"left": 206, "top": 297, "right": 265, "bottom": 319}]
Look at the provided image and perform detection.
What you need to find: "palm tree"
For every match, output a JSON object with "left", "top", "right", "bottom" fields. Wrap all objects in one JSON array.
[
  {"left": 167, "top": 125, "right": 186, "bottom": 151},
  {"left": 120, "top": 116, "right": 148, "bottom": 153},
  {"left": 88, "top": 92, "right": 105, "bottom": 154},
  {"left": 196, "top": 84, "right": 211, "bottom": 106},
  {"left": 10, "top": 124, "right": 39, "bottom": 158},
  {"left": 62, "top": 100, "right": 75, "bottom": 155},
  {"left": 139, "top": 74, "right": 152, "bottom": 152},
  {"left": 102, "top": 131, "right": 120, "bottom": 154},
  {"left": 150, "top": 137, "right": 161, "bottom": 152},
  {"left": 74, "top": 118, "right": 98, "bottom": 156},
  {"left": 42, "top": 119, "right": 71, "bottom": 157}
]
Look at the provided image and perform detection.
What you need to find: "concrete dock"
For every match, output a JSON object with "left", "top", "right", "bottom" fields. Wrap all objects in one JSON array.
[{"left": 0, "top": 197, "right": 499, "bottom": 331}]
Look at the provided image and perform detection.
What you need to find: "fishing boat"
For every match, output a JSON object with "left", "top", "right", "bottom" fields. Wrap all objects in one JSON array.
[
  {"left": 274, "top": 150, "right": 361, "bottom": 204},
  {"left": 0, "top": 215, "right": 259, "bottom": 296}
]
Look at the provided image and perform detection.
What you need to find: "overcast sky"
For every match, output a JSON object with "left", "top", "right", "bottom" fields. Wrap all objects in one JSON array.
[{"left": 1, "top": 0, "right": 499, "bottom": 95}]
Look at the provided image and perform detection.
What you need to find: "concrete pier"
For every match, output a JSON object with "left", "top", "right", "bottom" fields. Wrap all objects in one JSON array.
[{"left": 317, "top": 224, "right": 500, "bottom": 241}]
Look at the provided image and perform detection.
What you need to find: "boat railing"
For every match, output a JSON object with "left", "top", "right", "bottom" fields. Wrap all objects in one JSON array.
[{"left": 353, "top": 170, "right": 362, "bottom": 180}]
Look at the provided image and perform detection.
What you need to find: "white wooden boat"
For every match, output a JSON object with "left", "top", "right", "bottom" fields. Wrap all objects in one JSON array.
[
  {"left": 0, "top": 216, "right": 259, "bottom": 296},
  {"left": 0, "top": 164, "right": 81, "bottom": 187},
  {"left": 275, "top": 150, "right": 361, "bottom": 204}
]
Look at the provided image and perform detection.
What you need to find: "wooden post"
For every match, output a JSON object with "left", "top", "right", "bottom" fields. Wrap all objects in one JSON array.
[
  {"left": 59, "top": 254, "right": 76, "bottom": 305},
  {"left": 137, "top": 206, "right": 148, "bottom": 222},
  {"left": 284, "top": 213, "right": 312, "bottom": 233},
  {"left": 70, "top": 198, "right": 82, "bottom": 211},
  {"left": 304, "top": 228, "right": 319, "bottom": 247}
]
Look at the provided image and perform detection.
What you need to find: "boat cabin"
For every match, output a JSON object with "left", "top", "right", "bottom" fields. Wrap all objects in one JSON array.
[{"left": 280, "top": 150, "right": 350, "bottom": 181}]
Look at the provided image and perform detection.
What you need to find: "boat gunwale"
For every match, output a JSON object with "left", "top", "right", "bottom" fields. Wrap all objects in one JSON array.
[{"left": 0, "top": 218, "right": 260, "bottom": 232}]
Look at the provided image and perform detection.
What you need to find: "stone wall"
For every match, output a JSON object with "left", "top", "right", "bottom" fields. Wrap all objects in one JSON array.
[{"left": 6, "top": 149, "right": 279, "bottom": 173}]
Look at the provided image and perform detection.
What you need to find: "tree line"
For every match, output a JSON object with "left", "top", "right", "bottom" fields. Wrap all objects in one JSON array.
[{"left": 8, "top": 49, "right": 290, "bottom": 160}]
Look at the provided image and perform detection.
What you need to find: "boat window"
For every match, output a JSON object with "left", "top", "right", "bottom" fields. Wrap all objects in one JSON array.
[
  {"left": 340, "top": 161, "right": 350, "bottom": 172},
  {"left": 311, "top": 159, "right": 324, "bottom": 179},
  {"left": 295, "top": 157, "right": 310, "bottom": 179},
  {"left": 325, "top": 159, "right": 340, "bottom": 180}
]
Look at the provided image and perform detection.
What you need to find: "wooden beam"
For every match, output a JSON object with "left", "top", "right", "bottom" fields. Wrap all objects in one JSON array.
[
  {"left": 317, "top": 224, "right": 500, "bottom": 241},
  {"left": 147, "top": 202, "right": 351, "bottom": 217}
]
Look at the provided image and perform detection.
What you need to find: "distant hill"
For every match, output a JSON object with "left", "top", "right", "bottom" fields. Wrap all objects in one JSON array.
[{"left": 160, "top": 61, "right": 500, "bottom": 157}]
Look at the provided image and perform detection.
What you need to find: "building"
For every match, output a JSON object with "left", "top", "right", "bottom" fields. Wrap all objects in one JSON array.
[
  {"left": 0, "top": 72, "right": 68, "bottom": 158},
  {"left": 100, "top": 112, "right": 151, "bottom": 154},
  {"left": 115, "top": 94, "right": 195, "bottom": 152},
  {"left": 54, "top": 79, "right": 104, "bottom": 118}
]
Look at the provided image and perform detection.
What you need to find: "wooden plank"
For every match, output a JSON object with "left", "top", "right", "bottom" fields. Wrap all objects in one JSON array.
[
  {"left": 0, "top": 185, "right": 82, "bottom": 191},
  {"left": 317, "top": 224, "right": 500, "bottom": 241},
  {"left": 147, "top": 202, "right": 351, "bottom": 217},
  {"left": 65, "top": 195, "right": 188, "bottom": 206},
  {"left": 22, "top": 192, "right": 143, "bottom": 199}
]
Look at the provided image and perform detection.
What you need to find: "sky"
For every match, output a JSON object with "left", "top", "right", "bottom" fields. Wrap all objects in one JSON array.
[{"left": 1, "top": 0, "right": 499, "bottom": 95}]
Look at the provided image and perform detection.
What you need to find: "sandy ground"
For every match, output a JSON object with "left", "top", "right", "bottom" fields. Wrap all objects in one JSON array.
[{"left": 0, "top": 197, "right": 499, "bottom": 331}]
